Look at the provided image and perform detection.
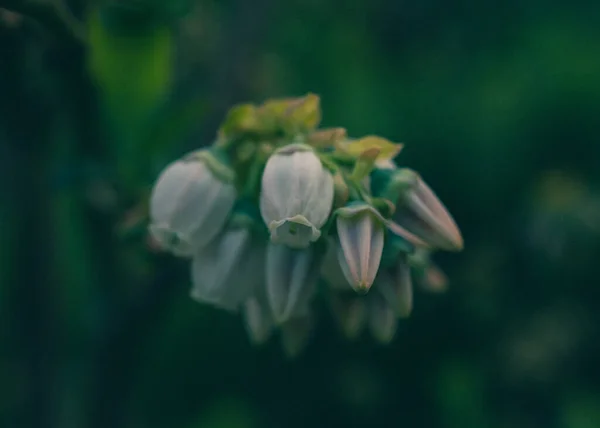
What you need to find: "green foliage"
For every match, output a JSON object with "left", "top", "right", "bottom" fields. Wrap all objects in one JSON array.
[{"left": 2, "top": 1, "right": 600, "bottom": 428}]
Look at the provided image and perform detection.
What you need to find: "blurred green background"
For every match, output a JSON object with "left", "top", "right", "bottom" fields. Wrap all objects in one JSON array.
[{"left": 2, "top": 1, "right": 600, "bottom": 427}]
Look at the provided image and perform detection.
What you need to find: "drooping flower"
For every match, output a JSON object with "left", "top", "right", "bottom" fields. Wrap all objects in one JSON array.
[
  {"left": 330, "top": 293, "right": 367, "bottom": 340},
  {"left": 280, "top": 315, "right": 314, "bottom": 358},
  {"left": 146, "top": 94, "right": 465, "bottom": 354},
  {"left": 409, "top": 248, "right": 449, "bottom": 293},
  {"left": 149, "top": 150, "right": 237, "bottom": 256},
  {"left": 243, "top": 294, "right": 274, "bottom": 345},
  {"left": 374, "top": 168, "right": 463, "bottom": 251},
  {"left": 367, "top": 293, "right": 398, "bottom": 344},
  {"left": 265, "top": 242, "right": 322, "bottom": 324},
  {"left": 260, "top": 143, "right": 334, "bottom": 249},
  {"left": 375, "top": 255, "right": 413, "bottom": 318},
  {"left": 335, "top": 203, "right": 386, "bottom": 293},
  {"left": 190, "top": 226, "right": 265, "bottom": 311}
]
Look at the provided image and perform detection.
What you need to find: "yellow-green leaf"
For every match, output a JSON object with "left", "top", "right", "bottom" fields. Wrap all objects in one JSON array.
[
  {"left": 339, "top": 135, "right": 403, "bottom": 161},
  {"left": 218, "top": 104, "right": 260, "bottom": 137},
  {"left": 307, "top": 127, "right": 347, "bottom": 147}
]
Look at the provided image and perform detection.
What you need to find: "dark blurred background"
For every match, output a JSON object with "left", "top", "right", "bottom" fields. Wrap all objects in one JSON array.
[{"left": 2, "top": 1, "right": 600, "bottom": 427}]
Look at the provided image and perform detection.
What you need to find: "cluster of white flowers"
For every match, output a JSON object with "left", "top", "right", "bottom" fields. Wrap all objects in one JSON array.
[{"left": 148, "top": 95, "right": 463, "bottom": 356}]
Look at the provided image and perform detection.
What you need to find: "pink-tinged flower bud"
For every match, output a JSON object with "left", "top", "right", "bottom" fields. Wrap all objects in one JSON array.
[
  {"left": 149, "top": 150, "right": 236, "bottom": 256},
  {"left": 335, "top": 203, "right": 386, "bottom": 293},
  {"left": 393, "top": 169, "right": 463, "bottom": 251},
  {"left": 260, "top": 144, "right": 334, "bottom": 249}
]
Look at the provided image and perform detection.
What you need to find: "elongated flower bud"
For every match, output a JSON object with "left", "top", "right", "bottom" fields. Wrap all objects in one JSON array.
[
  {"left": 409, "top": 248, "right": 449, "bottom": 293},
  {"left": 243, "top": 295, "right": 274, "bottom": 345},
  {"left": 368, "top": 294, "right": 397, "bottom": 344},
  {"left": 394, "top": 170, "right": 463, "bottom": 251},
  {"left": 260, "top": 144, "right": 334, "bottom": 249},
  {"left": 149, "top": 151, "right": 236, "bottom": 256},
  {"left": 335, "top": 203, "right": 386, "bottom": 293},
  {"left": 330, "top": 293, "right": 367, "bottom": 339},
  {"left": 320, "top": 239, "right": 352, "bottom": 290},
  {"left": 280, "top": 315, "right": 313, "bottom": 358},
  {"left": 376, "top": 256, "right": 413, "bottom": 318},
  {"left": 266, "top": 243, "right": 321, "bottom": 324},
  {"left": 190, "top": 227, "right": 265, "bottom": 311}
]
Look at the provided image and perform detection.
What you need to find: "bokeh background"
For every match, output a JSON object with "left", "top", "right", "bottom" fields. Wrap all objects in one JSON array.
[{"left": 2, "top": 1, "right": 600, "bottom": 427}]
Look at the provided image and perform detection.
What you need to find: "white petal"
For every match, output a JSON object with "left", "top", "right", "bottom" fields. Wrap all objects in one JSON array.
[
  {"left": 190, "top": 229, "right": 262, "bottom": 310},
  {"left": 148, "top": 224, "right": 194, "bottom": 257},
  {"left": 150, "top": 160, "right": 196, "bottom": 225},
  {"left": 243, "top": 297, "right": 274, "bottom": 345},
  {"left": 260, "top": 147, "right": 334, "bottom": 235},
  {"left": 176, "top": 177, "right": 236, "bottom": 250},
  {"left": 269, "top": 216, "right": 320, "bottom": 249},
  {"left": 266, "top": 243, "right": 319, "bottom": 324},
  {"left": 149, "top": 157, "right": 237, "bottom": 255}
]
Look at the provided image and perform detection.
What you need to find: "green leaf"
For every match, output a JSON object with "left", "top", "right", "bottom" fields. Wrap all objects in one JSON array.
[
  {"left": 338, "top": 135, "right": 403, "bottom": 161},
  {"left": 218, "top": 104, "right": 261, "bottom": 138},
  {"left": 88, "top": 6, "right": 173, "bottom": 183}
]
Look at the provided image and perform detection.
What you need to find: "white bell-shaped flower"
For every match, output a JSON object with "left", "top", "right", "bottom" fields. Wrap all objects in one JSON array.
[
  {"left": 265, "top": 243, "right": 321, "bottom": 324},
  {"left": 190, "top": 227, "right": 265, "bottom": 311},
  {"left": 260, "top": 143, "right": 334, "bottom": 249},
  {"left": 149, "top": 151, "right": 237, "bottom": 257},
  {"left": 335, "top": 203, "right": 386, "bottom": 293}
]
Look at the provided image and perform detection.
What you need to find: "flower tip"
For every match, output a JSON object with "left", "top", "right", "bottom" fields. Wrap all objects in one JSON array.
[
  {"left": 453, "top": 233, "right": 464, "bottom": 252},
  {"left": 148, "top": 224, "right": 193, "bottom": 257},
  {"left": 354, "top": 281, "right": 372, "bottom": 295},
  {"left": 439, "top": 225, "right": 464, "bottom": 252},
  {"left": 269, "top": 218, "right": 320, "bottom": 249}
]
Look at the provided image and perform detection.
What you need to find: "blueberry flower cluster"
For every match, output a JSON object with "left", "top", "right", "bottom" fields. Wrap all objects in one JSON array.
[{"left": 148, "top": 94, "right": 463, "bottom": 356}]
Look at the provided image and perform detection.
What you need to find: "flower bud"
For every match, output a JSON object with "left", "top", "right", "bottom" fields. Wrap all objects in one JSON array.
[
  {"left": 330, "top": 293, "right": 367, "bottom": 340},
  {"left": 243, "top": 295, "right": 274, "bottom": 345},
  {"left": 409, "top": 249, "right": 449, "bottom": 293},
  {"left": 266, "top": 243, "right": 321, "bottom": 324},
  {"left": 320, "top": 239, "right": 351, "bottom": 290},
  {"left": 368, "top": 294, "right": 398, "bottom": 344},
  {"left": 280, "top": 315, "right": 313, "bottom": 358},
  {"left": 260, "top": 144, "right": 334, "bottom": 249},
  {"left": 335, "top": 203, "right": 386, "bottom": 293},
  {"left": 394, "top": 170, "right": 463, "bottom": 251},
  {"left": 376, "top": 256, "right": 413, "bottom": 318},
  {"left": 149, "top": 151, "right": 236, "bottom": 256},
  {"left": 190, "top": 227, "right": 265, "bottom": 311}
]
